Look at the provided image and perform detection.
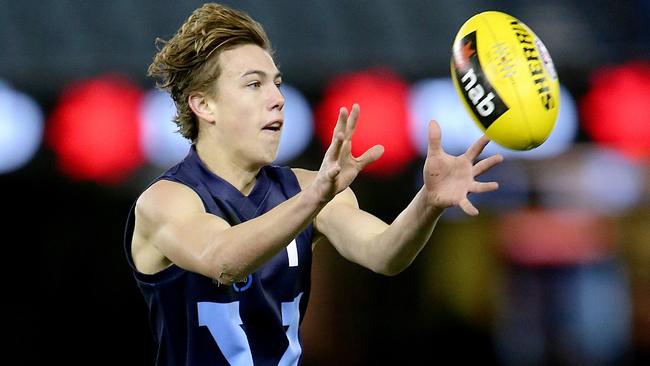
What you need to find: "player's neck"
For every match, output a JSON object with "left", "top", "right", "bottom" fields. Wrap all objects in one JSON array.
[{"left": 195, "top": 139, "right": 260, "bottom": 196}]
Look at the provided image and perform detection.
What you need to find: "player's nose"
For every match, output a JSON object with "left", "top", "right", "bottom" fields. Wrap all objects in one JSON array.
[{"left": 268, "top": 85, "right": 284, "bottom": 111}]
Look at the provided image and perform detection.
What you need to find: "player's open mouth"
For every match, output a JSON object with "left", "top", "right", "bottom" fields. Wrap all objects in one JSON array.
[{"left": 262, "top": 120, "right": 283, "bottom": 132}]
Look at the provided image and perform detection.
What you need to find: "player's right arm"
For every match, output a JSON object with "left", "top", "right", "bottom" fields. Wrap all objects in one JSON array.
[
  {"left": 132, "top": 178, "right": 323, "bottom": 285},
  {"left": 131, "top": 104, "right": 382, "bottom": 285}
]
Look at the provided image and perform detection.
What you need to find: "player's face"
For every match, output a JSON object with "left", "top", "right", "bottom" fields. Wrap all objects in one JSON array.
[{"left": 209, "top": 44, "right": 284, "bottom": 168}]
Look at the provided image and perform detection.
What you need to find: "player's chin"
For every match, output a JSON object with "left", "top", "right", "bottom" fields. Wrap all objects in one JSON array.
[{"left": 257, "top": 147, "right": 280, "bottom": 166}]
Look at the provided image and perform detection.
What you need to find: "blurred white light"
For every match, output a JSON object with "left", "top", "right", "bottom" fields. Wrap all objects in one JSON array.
[
  {"left": 538, "top": 147, "right": 643, "bottom": 215},
  {"left": 580, "top": 148, "right": 643, "bottom": 214},
  {"left": 408, "top": 79, "right": 577, "bottom": 159},
  {"left": 0, "top": 81, "right": 44, "bottom": 174},
  {"left": 275, "top": 84, "right": 313, "bottom": 164},
  {"left": 140, "top": 89, "right": 190, "bottom": 168},
  {"left": 408, "top": 78, "right": 479, "bottom": 157}
]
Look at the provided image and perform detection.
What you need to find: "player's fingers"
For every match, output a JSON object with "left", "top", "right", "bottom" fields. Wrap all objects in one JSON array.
[
  {"left": 344, "top": 104, "right": 360, "bottom": 140},
  {"left": 355, "top": 144, "right": 385, "bottom": 171},
  {"left": 459, "top": 198, "right": 479, "bottom": 216},
  {"left": 472, "top": 154, "right": 503, "bottom": 176},
  {"left": 470, "top": 181, "right": 499, "bottom": 193},
  {"left": 325, "top": 131, "right": 345, "bottom": 161},
  {"left": 427, "top": 120, "right": 443, "bottom": 156},
  {"left": 465, "top": 134, "right": 491, "bottom": 161},
  {"left": 327, "top": 164, "right": 341, "bottom": 180},
  {"left": 332, "top": 107, "right": 348, "bottom": 143}
]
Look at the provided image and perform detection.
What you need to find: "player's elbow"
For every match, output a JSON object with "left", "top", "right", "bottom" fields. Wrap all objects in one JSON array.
[
  {"left": 373, "top": 260, "right": 408, "bottom": 277},
  {"left": 200, "top": 245, "right": 248, "bottom": 286},
  {"left": 375, "top": 268, "right": 400, "bottom": 277},
  {"left": 379, "top": 253, "right": 419, "bottom": 276},
  {"left": 205, "top": 261, "right": 249, "bottom": 286}
]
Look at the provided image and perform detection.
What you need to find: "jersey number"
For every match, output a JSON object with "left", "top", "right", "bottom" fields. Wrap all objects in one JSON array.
[{"left": 198, "top": 292, "right": 303, "bottom": 365}]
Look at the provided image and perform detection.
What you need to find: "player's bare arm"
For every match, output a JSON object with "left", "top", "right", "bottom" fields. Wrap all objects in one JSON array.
[
  {"left": 132, "top": 178, "right": 322, "bottom": 284},
  {"left": 131, "top": 104, "right": 382, "bottom": 285},
  {"left": 297, "top": 111, "right": 504, "bottom": 276}
]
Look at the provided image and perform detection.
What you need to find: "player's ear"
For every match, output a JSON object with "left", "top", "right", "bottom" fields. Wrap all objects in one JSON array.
[{"left": 188, "top": 92, "right": 216, "bottom": 123}]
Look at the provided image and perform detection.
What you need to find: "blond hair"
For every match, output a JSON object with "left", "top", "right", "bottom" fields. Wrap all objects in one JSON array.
[{"left": 148, "top": 3, "right": 271, "bottom": 141}]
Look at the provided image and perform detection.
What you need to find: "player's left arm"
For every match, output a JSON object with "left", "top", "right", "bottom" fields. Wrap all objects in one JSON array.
[{"left": 294, "top": 120, "right": 503, "bottom": 276}]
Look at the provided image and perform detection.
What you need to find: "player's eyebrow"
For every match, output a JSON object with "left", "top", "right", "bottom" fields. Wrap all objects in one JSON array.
[{"left": 241, "top": 70, "right": 283, "bottom": 80}]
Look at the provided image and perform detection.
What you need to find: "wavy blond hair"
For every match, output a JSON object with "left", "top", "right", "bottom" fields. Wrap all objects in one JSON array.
[{"left": 148, "top": 3, "right": 271, "bottom": 142}]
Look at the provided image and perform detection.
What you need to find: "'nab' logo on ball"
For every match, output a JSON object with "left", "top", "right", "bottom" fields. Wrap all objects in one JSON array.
[{"left": 452, "top": 31, "right": 509, "bottom": 129}]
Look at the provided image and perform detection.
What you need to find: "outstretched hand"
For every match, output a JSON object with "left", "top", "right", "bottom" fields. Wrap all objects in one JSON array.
[
  {"left": 312, "top": 104, "right": 384, "bottom": 203},
  {"left": 423, "top": 120, "right": 503, "bottom": 216}
]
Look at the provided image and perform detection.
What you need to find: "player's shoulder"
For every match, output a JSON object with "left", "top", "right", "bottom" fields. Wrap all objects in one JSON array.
[
  {"left": 135, "top": 179, "right": 204, "bottom": 223},
  {"left": 290, "top": 168, "right": 317, "bottom": 190}
]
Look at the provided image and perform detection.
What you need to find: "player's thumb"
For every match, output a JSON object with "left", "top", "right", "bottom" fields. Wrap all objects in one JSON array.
[
  {"left": 427, "top": 120, "right": 443, "bottom": 156},
  {"left": 356, "top": 145, "right": 384, "bottom": 171}
]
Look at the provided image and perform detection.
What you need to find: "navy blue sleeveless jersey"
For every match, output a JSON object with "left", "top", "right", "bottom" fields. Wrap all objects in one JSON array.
[{"left": 124, "top": 146, "right": 313, "bottom": 366}]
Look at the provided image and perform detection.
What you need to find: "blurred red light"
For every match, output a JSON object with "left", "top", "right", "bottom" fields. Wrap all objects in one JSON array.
[
  {"left": 581, "top": 61, "right": 650, "bottom": 160},
  {"left": 47, "top": 76, "right": 144, "bottom": 184},
  {"left": 315, "top": 70, "right": 415, "bottom": 176}
]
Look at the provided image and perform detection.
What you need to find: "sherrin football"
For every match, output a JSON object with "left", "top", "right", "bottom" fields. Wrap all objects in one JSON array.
[{"left": 450, "top": 11, "right": 560, "bottom": 150}]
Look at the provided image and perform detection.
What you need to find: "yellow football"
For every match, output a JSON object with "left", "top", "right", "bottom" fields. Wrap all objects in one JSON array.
[{"left": 450, "top": 11, "right": 560, "bottom": 150}]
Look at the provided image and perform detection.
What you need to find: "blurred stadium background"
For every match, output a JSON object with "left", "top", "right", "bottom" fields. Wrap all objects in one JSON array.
[{"left": 1, "top": 0, "right": 649, "bottom": 364}]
